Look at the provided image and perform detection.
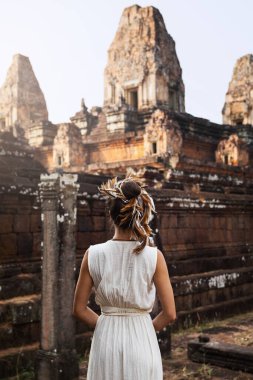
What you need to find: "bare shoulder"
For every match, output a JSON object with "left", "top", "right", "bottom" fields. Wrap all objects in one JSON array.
[
  {"left": 78, "top": 249, "right": 93, "bottom": 285},
  {"left": 157, "top": 249, "right": 164, "bottom": 258},
  {"left": 80, "top": 249, "right": 89, "bottom": 271},
  {"left": 154, "top": 249, "right": 169, "bottom": 275},
  {"left": 156, "top": 249, "right": 166, "bottom": 264}
]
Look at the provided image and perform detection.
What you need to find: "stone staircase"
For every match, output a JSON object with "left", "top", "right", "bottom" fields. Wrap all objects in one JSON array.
[
  {"left": 167, "top": 244, "right": 253, "bottom": 329},
  {"left": 0, "top": 263, "right": 41, "bottom": 378}
]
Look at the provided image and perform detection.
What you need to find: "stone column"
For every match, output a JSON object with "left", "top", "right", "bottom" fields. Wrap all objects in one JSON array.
[{"left": 35, "top": 173, "right": 79, "bottom": 380}]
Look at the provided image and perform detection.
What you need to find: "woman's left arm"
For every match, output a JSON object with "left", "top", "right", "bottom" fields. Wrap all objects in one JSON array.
[{"left": 72, "top": 250, "right": 99, "bottom": 329}]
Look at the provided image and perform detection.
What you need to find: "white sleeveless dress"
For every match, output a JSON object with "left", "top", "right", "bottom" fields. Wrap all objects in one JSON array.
[{"left": 87, "top": 239, "right": 163, "bottom": 380}]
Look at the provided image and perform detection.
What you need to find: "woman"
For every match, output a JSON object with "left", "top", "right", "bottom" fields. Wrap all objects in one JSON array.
[{"left": 73, "top": 176, "right": 176, "bottom": 380}]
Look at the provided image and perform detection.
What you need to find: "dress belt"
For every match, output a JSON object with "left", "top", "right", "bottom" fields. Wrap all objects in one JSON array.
[{"left": 101, "top": 306, "right": 149, "bottom": 316}]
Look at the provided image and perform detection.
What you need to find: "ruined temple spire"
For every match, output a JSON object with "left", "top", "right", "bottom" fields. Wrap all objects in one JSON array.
[
  {"left": 104, "top": 5, "right": 185, "bottom": 112},
  {"left": 0, "top": 54, "right": 48, "bottom": 137},
  {"left": 222, "top": 54, "right": 253, "bottom": 126}
]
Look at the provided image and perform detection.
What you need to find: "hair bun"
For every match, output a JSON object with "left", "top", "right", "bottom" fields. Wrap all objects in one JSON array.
[{"left": 121, "top": 180, "right": 141, "bottom": 200}]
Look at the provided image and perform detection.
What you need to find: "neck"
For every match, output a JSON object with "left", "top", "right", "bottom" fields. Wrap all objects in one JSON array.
[{"left": 112, "top": 227, "right": 134, "bottom": 241}]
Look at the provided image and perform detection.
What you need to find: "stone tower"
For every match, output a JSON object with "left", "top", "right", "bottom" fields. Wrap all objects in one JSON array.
[
  {"left": 0, "top": 54, "right": 48, "bottom": 138},
  {"left": 222, "top": 54, "right": 253, "bottom": 126},
  {"left": 104, "top": 5, "right": 185, "bottom": 113}
]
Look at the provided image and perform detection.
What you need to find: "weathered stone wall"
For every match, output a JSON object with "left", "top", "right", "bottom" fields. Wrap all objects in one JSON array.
[
  {"left": 0, "top": 136, "right": 44, "bottom": 378},
  {"left": 32, "top": 145, "right": 54, "bottom": 172},
  {"left": 0, "top": 193, "right": 41, "bottom": 261},
  {"left": 155, "top": 164, "right": 253, "bottom": 327},
  {"left": 28, "top": 121, "right": 57, "bottom": 148},
  {"left": 182, "top": 137, "right": 216, "bottom": 162},
  {"left": 0, "top": 135, "right": 44, "bottom": 263}
]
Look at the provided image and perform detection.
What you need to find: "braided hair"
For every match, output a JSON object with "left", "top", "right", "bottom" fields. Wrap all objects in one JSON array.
[{"left": 99, "top": 176, "right": 156, "bottom": 254}]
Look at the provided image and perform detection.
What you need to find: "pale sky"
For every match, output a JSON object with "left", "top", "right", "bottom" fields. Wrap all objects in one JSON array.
[{"left": 0, "top": 0, "right": 252, "bottom": 124}]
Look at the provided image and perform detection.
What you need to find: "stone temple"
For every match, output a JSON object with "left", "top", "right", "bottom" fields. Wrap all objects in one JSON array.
[
  {"left": 0, "top": 4, "right": 253, "bottom": 379},
  {"left": 0, "top": 6, "right": 252, "bottom": 175}
]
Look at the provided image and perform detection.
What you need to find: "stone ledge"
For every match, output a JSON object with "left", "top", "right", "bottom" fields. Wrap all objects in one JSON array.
[
  {"left": 175, "top": 294, "right": 253, "bottom": 329},
  {"left": 0, "top": 273, "right": 41, "bottom": 300},
  {"left": 188, "top": 336, "right": 253, "bottom": 373},
  {"left": 0, "top": 294, "right": 41, "bottom": 324},
  {"left": 172, "top": 266, "right": 253, "bottom": 296},
  {"left": 168, "top": 252, "right": 253, "bottom": 276}
]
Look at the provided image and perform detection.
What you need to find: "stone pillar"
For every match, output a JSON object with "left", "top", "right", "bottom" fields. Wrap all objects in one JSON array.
[{"left": 35, "top": 173, "right": 79, "bottom": 380}]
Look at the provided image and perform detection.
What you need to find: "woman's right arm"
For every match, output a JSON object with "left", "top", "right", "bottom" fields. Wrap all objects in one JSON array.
[
  {"left": 72, "top": 250, "right": 99, "bottom": 329},
  {"left": 152, "top": 249, "right": 176, "bottom": 332}
]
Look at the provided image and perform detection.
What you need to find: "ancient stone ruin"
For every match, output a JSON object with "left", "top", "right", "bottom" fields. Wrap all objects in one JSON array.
[
  {"left": 222, "top": 54, "right": 253, "bottom": 126},
  {"left": 0, "top": 4, "right": 253, "bottom": 379},
  {"left": 0, "top": 54, "right": 48, "bottom": 139},
  {"left": 104, "top": 4, "right": 185, "bottom": 132}
]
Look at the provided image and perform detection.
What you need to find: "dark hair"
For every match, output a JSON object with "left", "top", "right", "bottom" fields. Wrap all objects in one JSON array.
[
  {"left": 99, "top": 177, "right": 155, "bottom": 253},
  {"left": 109, "top": 180, "right": 141, "bottom": 228}
]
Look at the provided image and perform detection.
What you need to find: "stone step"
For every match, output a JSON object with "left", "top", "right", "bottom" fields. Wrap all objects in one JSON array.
[
  {"left": 171, "top": 266, "right": 253, "bottom": 297},
  {"left": 0, "top": 260, "right": 41, "bottom": 279},
  {"left": 164, "top": 179, "right": 250, "bottom": 194},
  {"left": 0, "top": 273, "right": 41, "bottom": 300},
  {"left": 0, "top": 320, "right": 40, "bottom": 350},
  {"left": 170, "top": 170, "right": 249, "bottom": 187},
  {"left": 168, "top": 253, "right": 253, "bottom": 276},
  {"left": 0, "top": 294, "right": 41, "bottom": 324},
  {"left": 0, "top": 331, "right": 91, "bottom": 379},
  {"left": 0, "top": 342, "right": 39, "bottom": 379},
  {"left": 164, "top": 243, "right": 253, "bottom": 261},
  {"left": 175, "top": 294, "right": 253, "bottom": 329},
  {"left": 175, "top": 281, "right": 253, "bottom": 312},
  {"left": 0, "top": 294, "right": 41, "bottom": 350},
  {"left": 188, "top": 337, "right": 253, "bottom": 374}
]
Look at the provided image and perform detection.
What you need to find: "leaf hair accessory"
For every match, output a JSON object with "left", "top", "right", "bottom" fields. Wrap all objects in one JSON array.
[
  {"left": 99, "top": 176, "right": 151, "bottom": 204},
  {"left": 99, "top": 176, "right": 156, "bottom": 253}
]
